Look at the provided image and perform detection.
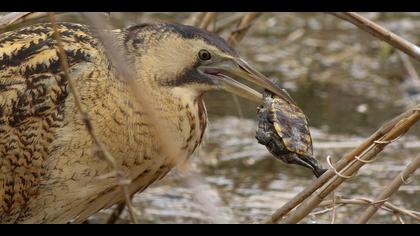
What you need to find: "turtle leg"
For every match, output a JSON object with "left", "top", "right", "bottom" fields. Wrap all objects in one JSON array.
[
  {"left": 256, "top": 130, "right": 289, "bottom": 159},
  {"left": 255, "top": 129, "right": 272, "bottom": 146}
]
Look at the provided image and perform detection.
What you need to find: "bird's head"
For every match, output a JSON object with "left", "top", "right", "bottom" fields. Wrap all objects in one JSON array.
[
  {"left": 124, "top": 23, "right": 294, "bottom": 103},
  {"left": 123, "top": 23, "right": 323, "bottom": 174}
]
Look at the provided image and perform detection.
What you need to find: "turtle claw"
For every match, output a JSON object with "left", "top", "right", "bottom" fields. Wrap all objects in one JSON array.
[
  {"left": 313, "top": 167, "right": 327, "bottom": 178},
  {"left": 299, "top": 155, "right": 327, "bottom": 178},
  {"left": 281, "top": 153, "right": 327, "bottom": 178}
]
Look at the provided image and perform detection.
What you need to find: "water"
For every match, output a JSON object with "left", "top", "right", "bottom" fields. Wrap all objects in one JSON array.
[
  {"left": 2, "top": 12, "right": 418, "bottom": 224},
  {"left": 91, "top": 115, "right": 419, "bottom": 224}
]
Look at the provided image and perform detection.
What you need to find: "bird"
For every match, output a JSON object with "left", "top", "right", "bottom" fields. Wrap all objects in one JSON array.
[{"left": 0, "top": 21, "right": 303, "bottom": 224}]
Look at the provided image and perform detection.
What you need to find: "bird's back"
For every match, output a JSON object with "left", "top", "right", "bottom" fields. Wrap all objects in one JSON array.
[{"left": 0, "top": 23, "right": 108, "bottom": 223}]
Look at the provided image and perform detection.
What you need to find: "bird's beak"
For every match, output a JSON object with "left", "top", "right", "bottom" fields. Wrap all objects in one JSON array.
[{"left": 200, "top": 57, "right": 296, "bottom": 105}]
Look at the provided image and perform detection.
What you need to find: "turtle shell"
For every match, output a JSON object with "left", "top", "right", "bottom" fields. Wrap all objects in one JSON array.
[{"left": 263, "top": 90, "right": 313, "bottom": 157}]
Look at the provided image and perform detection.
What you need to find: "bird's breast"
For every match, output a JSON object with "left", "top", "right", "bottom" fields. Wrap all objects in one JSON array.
[
  {"left": 179, "top": 95, "right": 207, "bottom": 156},
  {"left": 172, "top": 93, "right": 207, "bottom": 157}
]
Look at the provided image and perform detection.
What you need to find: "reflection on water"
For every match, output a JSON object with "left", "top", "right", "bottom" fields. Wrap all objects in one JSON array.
[
  {"left": 206, "top": 81, "right": 416, "bottom": 137},
  {"left": 3, "top": 12, "right": 417, "bottom": 223}
]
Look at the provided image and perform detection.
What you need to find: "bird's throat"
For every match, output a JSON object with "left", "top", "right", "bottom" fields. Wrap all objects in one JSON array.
[{"left": 169, "top": 87, "right": 208, "bottom": 157}]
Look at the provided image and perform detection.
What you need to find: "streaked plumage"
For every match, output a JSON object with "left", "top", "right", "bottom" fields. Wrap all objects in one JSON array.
[
  {"left": 0, "top": 20, "right": 313, "bottom": 224},
  {"left": 0, "top": 22, "right": 236, "bottom": 223}
]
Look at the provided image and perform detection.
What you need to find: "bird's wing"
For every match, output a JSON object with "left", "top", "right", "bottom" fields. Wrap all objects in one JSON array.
[
  {"left": 0, "top": 22, "right": 101, "bottom": 223},
  {"left": 0, "top": 71, "right": 71, "bottom": 223}
]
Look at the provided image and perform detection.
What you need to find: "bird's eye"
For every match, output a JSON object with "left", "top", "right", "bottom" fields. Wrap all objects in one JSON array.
[{"left": 198, "top": 49, "right": 211, "bottom": 61}]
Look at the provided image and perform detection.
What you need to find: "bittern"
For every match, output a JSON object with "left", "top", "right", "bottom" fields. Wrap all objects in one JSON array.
[{"left": 0, "top": 22, "right": 312, "bottom": 224}]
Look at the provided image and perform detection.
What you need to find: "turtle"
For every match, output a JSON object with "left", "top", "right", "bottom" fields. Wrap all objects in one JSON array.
[{"left": 255, "top": 89, "right": 327, "bottom": 178}]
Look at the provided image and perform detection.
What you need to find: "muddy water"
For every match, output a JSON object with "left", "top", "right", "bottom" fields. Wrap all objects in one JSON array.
[{"left": 3, "top": 12, "right": 418, "bottom": 223}]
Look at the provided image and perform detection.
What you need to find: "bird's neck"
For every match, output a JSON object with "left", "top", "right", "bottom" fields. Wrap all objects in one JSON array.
[{"left": 164, "top": 87, "right": 208, "bottom": 157}]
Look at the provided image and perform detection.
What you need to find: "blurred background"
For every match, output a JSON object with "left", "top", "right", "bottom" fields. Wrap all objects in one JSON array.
[{"left": 2, "top": 12, "right": 419, "bottom": 223}]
